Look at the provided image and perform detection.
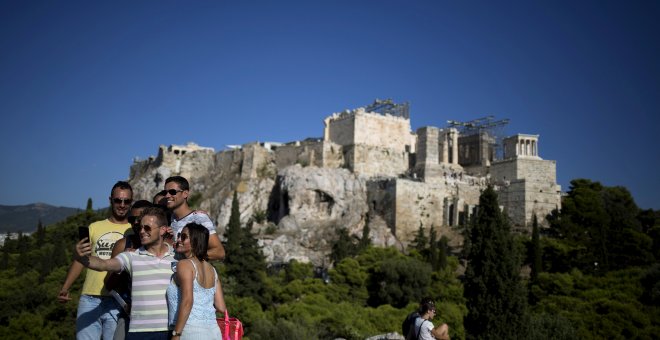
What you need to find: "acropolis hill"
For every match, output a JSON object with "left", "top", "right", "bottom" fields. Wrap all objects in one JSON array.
[{"left": 128, "top": 100, "right": 561, "bottom": 265}]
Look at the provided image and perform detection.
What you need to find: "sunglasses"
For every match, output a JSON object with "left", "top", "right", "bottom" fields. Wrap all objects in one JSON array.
[
  {"left": 139, "top": 224, "right": 158, "bottom": 233},
  {"left": 112, "top": 198, "right": 133, "bottom": 205},
  {"left": 127, "top": 216, "right": 140, "bottom": 225},
  {"left": 178, "top": 233, "right": 189, "bottom": 242},
  {"left": 158, "top": 189, "right": 184, "bottom": 196}
]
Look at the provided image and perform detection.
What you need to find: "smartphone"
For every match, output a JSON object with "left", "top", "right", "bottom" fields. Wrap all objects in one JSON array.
[{"left": 78, "top": 226, "right": 90, "bottom": 241}]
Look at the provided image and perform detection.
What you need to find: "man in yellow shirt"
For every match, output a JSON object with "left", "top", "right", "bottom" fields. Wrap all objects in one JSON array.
[{"left": 58, "top": 181, "right": 133, "bottom": 339}]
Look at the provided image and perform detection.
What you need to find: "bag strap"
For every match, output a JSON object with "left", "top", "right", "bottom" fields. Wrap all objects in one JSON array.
[
  {"left": 416, "top": 320, "right": 428, "bottom": 340},
  {"left": 224, "top": 310, "right": 230, "bottom": 340}
]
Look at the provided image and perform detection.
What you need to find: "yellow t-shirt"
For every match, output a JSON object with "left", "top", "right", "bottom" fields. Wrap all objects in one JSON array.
[{"left": 81, "top": 219, "right": 131, "bottom": 296}]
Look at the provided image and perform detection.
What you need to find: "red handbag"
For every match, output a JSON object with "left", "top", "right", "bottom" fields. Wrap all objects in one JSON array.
[{"left": 217, "top": 310, "right": 244, "bottom": 340}]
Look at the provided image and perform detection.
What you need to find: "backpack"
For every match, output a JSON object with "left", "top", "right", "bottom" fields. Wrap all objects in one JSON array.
[
  {"left": 402, "top": 312, "right": 419, "bottom": 339},
  {"left": 406, "top": 317, "right": 428, "bottom": 340}
]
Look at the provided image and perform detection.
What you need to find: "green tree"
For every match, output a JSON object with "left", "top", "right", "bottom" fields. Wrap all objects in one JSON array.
[
  {"left": 15, "top": 232, "right": 31, "bottom": 275},
  {"left": 358, "top": 217, "right": 371, "bottom": 252},
  {"left": 331, "top": 227, "right": 355, "bottom": 264},
  {"left": 0, "top": 245, "right": 8, "bottom": 270},
  {"left": 367, "top": 255, "right": 431, "bottom": 308},
  {"left": 410, "top": 223, "right": 428, "bottom": 254},
  {"left": 428, "top": 225, "right": 439, "bottom": 270},
  {"left": 224, "top": 191, "right": 269, "bottom": 305},
  {"left": 224, "top": 191, "right": 243, "bottom": 261},
  {"left": 35, "top": 220, "right": 45, "bottom": 244},
  {"left": 464, "top": 186, "right": 529, "bottom": 339},
  {"left": 437, "top": 235, "right": 448, "bottom": 271},
  {"left": 86, "top": 198, "right": 93, "bottom": 212},
  {"left": 547, "top": 179, "right": 653, "bottom": 273},
  {"left": 530, "top": 214, "right": 542, "bottom": 284}
]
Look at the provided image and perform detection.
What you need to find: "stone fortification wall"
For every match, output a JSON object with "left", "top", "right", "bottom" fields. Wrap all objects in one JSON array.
[
  {"left": 325, "top": 113, "right": 355, "bottom": 146},
  {"left": 491, "top": 158, "right": 561, "bottom": 228},
  {"left": 497, "top": 180, "right": 561, "bottom": 230},
  {"left": 274, "top": 141, "right": 344, "bottom": 170},
  {"left": 240, "top": 143, "right": 274, "bottom": 179},
  {"left": 325, "top": 110, "right": 413, "bottom": 153},
  {"left": 394, "top": 180, "right": 447, "bottom": 243},
  {"left": 416, "top": 126, "right": 440, "bottom": 166},
  {"left": 366, "top": 178, "right": 397, "bottom": 235},
  {"left": 129, "top": 144, "right": 216, "bottom": 202},
  {"left": 490, "top": 158, "right": 557, "bottom": 185},
  {"left": 368, "top": 178, "right": 455, "bottom": 245},
  {"left": 344, "top": 144, "right": 409, "bottom": 177}
]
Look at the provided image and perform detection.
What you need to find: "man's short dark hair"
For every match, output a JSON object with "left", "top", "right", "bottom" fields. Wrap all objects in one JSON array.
[
  {"left": 131, "top": 200, "right": 152, "bottom": 210},
  {"left": 140, "top": 206, "right": 168, "bottom": 229},
  {"left": 111, "top": 181, "right": 133, "bottom": 196},
  {"left": 165, "top": 176, "right": 189, "bottom": 191},
  {"left": 185, "top": 223, "right": 209, "bottom": 262}
]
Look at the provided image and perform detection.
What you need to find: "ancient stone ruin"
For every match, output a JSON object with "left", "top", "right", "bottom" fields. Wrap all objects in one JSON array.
[{"left": 128, "top": 100, "right": 561, "bottom": 265}]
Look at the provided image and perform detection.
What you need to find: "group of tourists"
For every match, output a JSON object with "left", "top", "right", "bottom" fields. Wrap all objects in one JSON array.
[
  {"left": 57, "top": 175, "right": 453, "bottom": 340},
  {"left": 58, "top": 176, "right": 226, "bottom": 340}
]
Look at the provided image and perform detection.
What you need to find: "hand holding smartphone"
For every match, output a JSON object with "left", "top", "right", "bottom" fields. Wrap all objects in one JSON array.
[{"left": 78, "top": 226, "right": 90, "bottom": 242}]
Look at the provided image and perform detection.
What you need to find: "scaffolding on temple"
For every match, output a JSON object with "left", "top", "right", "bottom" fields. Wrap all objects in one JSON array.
[
  {"left": 364, "top": 99, "right": 410, "bottom": 119},
  {"left": 447, "top": 115, "right": 510, "bottom": 160}
]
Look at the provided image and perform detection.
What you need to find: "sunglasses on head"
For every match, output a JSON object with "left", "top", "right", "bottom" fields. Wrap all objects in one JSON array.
[
  {"left": 112, "top": 198, "right": 133, "bottom": 205},
  {"left": 158, "top": 189, "right": 184, "bottom": 196}
]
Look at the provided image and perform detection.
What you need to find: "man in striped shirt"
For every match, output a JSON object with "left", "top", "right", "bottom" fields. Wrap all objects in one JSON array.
[{"left": 76, "top": 206, "right": 176, "bottom": 340}]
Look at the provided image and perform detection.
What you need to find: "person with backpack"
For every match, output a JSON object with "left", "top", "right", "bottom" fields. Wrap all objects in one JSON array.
[
  {"left": 405, "top": 300, "right": 450, "bottom": 340},
  {"left": 402, "top": 297, "right": 434, "bottom": 337}
]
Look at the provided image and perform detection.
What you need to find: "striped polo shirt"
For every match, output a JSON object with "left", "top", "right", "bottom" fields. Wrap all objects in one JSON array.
[{"left": 117, "top": 244, "right": 176, "bottom": 333}]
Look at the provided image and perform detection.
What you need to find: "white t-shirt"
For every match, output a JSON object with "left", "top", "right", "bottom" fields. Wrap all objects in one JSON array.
[
  {"left": 414, "top": 317, "right": 434, "bottom": 340},
  {"left": 171, "top": 211, "right": 217, "bottom": 240}
]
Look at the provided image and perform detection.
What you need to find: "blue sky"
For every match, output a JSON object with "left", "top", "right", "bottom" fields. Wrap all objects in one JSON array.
[{"left": 1, "top": 1, "right": 658, "bottom": 210}]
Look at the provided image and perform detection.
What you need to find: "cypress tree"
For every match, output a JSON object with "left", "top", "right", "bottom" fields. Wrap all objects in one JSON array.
[
  {"left": 331, "top": 227, "right": 354, "bottom": 264},
  {"left": 438, "top": 235, "right": 448, "bottom": 270},
  {"left": 358, "top": 217, "right": 371, "bottom": 252},
  {"left": 36, "top": 220, "right": 45, "bottom": 244},
  {"left": 530, "top": 214, "right": 542, "bottom": 284},
  {"left": 224, "top": 191, "right": 268, "bottom": 304},
  {"left": 86, "top": 198, "right": 93, "bottom": 212},
  {"left": 464, "top": 186, "right": 528, "bottom": 339},
  {"left": 1, "top": 245, "right": 8, "bottom": 270},
  {"left": 224, "top": 191, "right": 243, "bottom": 261},
  {"left": 16, "top": 232, "right": 30, "bottom": 275},
  {"left": 428, "top": 225, "right": 439, "bottom": 270},
  {"left": 410, "top": 223, "right": 428, "bottom": 254}
]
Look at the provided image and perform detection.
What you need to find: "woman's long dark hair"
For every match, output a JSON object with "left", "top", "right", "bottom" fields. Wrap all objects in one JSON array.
[{"left": 183, "top": 222, "right": 209, "bottom": 261}]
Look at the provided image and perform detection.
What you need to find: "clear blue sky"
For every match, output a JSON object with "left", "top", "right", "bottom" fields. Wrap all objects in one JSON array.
[{"left": 1, "top": 1, "right": 658, "bottom": 210}]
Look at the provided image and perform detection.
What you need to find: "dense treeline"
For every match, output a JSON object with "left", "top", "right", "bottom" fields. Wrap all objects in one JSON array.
[{"left": 0, "top": 179, "right": 658, "bottom": 339}]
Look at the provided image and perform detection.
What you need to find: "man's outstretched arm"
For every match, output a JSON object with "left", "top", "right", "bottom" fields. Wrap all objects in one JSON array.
[{"left": 75, "top": 238, "right": 123, "bottom": 272}]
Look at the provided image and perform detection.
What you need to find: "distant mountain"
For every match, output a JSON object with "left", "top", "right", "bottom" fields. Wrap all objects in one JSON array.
[{"left": 0, "top": 203, "right": 81, "bottom": 233}]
